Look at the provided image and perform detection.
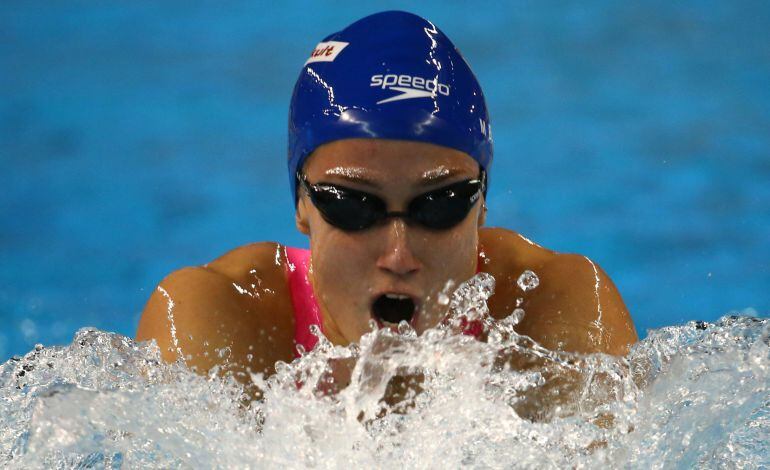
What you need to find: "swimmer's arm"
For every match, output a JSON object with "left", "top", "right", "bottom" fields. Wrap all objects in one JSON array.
[
  {"left": 135, "top": 244, "right": 295, "bottom": 378},
  {"left": 517, "top": 254, "right": 638, "bottom": 356}
]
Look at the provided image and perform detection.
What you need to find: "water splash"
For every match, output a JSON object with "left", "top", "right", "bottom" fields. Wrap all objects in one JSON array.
[
  {"left": 1, "top": 275, "right": 768, "bottom": 468},
  {"left": 516, "top": 270, "right": 540, "bottom": 292}
]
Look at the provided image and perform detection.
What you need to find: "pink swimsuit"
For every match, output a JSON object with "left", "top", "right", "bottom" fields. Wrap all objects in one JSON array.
[
  {"left": 284, "top": 246, "right": 484, "bottom": 357},
  {"left": 285, "top": 247, "right": 324, "bottom": 356}
]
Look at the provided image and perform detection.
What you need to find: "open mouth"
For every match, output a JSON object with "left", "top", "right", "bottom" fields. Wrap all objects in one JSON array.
[{"left": 372, "top": 294, "right": 417, "bottom": 326}]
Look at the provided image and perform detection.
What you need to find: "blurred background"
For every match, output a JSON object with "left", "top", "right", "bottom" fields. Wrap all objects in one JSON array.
[{"left": 1, "top": 1, "right": 768, "bottom": 359}]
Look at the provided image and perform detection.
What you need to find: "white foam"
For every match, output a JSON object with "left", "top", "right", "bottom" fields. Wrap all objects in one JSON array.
[{"left": 1, "top": 275, "right": 768, "bottom": 468}]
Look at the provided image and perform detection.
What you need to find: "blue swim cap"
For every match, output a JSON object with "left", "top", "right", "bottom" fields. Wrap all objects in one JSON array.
[{"left": 288, "top": 10, "right": 493, "bottom": 202}]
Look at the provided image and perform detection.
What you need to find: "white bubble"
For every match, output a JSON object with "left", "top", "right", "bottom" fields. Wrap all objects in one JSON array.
[{"left": 516, "top": 270, "right": 540, "bottom": 291}]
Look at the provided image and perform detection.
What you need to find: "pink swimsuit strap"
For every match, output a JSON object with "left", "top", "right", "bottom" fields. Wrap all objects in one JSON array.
[
  {"left": 284, "top": 246, "right": 323, "bottom": 357},
  {"left": 284, "top": 246, "right": 485, "bottom": 357}
]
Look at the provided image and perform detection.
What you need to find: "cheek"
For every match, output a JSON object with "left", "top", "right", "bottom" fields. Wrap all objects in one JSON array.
[
  {"left": 419, "top": 219, "right": 480, "bottom": 277},
  {"left": 309, "top": 223, "right": 371, "bottom": 288}
]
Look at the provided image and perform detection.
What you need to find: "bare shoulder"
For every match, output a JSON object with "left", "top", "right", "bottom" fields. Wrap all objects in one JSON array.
[
  {"left": 478, "top": 227, "right": 558, "bottom": 293},
  {"left": 479, "top": 227, "right": 637, "bottom": 355},
  {"left": 205, "top": 242, "right": 285, "bottom": 285},
  {"left": 135, "top": 242, "right": 296, "bottom": 378},
  {"left": 479, "top": 227, "right": 556, "bottom": 268}
]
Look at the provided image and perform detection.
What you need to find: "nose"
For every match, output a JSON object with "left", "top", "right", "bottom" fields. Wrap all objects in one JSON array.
[{"left": 375, "top": 218, "right": 422, "bottom": 277}]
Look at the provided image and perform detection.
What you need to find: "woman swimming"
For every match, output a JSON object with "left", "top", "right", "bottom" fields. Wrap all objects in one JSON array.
[{"left": 136, "top": 11, "right": 637, "bottom": 383}]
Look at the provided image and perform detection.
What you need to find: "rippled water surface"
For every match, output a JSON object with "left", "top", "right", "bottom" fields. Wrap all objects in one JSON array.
[{"left": 1, "top": 276, "right": 768, "bottom": 469}]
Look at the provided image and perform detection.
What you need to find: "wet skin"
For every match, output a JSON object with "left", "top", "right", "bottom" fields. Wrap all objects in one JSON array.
[{"left": 136, "top": 139, "right": 638, "bottom": 383}]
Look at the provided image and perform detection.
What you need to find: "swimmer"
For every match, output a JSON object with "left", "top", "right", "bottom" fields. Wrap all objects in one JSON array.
[{"left": 136, "top": 11, "right": 637, "bottom": 384}]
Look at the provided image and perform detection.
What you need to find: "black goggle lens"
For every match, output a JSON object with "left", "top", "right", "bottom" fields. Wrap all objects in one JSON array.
[
  {"left": 309, "top": 184, "right": 385, "bottom": 231},
  {"left": 300, "top": 173, "right": 484, "bottom": 231},
  {"left": 408, "top": 181, "right": 482, "bottom": 229}
]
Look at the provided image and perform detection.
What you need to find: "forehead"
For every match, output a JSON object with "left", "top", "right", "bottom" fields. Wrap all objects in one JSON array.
[{"left": 303, "top": 138, "right": 479, "bottom": 181}]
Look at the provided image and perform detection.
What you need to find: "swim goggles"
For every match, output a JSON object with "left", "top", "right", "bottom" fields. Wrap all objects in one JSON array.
[{"left": 297, "top": 171, "right": 485, "bottom": 231}]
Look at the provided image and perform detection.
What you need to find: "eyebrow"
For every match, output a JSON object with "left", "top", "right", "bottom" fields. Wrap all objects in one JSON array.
[
  {"left": 420, "top": 167, "right": 466, "bottom": 185},
  {"left": 323, "top": 166, "right": 470, "bottom": 189},
  {"left": 322, "top": 167, "right": 381, "bottom": 188}
]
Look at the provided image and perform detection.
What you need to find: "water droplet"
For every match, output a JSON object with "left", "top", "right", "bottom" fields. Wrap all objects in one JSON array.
[
  {"left": 397, "top": 321, "right": 416, "bottom": 337},
  {"left": 517, "top": 270, "right": 539, "bottom": 291},
  {"left": 510, "top": 308, "right": 525, "bottom": 325}
]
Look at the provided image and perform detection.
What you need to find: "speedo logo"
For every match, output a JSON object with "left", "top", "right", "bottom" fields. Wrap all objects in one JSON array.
[{"left": 370, "top": 74, "right": 450, "bottom": 105}]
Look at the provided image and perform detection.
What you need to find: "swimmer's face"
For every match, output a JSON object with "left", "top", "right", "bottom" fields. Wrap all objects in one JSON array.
[{"left": 295, "top": 138, "right": 486, "bottom": 344}]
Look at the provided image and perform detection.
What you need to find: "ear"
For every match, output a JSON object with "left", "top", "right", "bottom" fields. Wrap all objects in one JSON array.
[{"left": 295, "top": 197, "right": 311, "bottom": 235}]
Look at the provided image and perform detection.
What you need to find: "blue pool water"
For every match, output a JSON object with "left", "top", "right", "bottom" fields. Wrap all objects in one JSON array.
[{"left": 1, "top": 1, "right": 769, "bottom": 358}]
